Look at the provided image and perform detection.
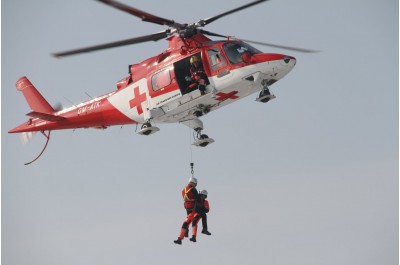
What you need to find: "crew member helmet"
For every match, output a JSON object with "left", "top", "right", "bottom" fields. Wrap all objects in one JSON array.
[
  {"left": 189, "top": 177, "right": 198, "bottom": 185},
  {"left": 190, "top": 56, "right": 199, "bottom": 65},
  {"left": 199, "top": 190, "right": 208, "bottom": 196}
]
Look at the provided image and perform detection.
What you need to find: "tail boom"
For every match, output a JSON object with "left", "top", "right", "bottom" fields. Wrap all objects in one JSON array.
[
  {"left": 9, "top": 118, "right": 56, "bottom": 133},
  {"left": 9, "top": 77, "right": 139, "bottom": 133}
]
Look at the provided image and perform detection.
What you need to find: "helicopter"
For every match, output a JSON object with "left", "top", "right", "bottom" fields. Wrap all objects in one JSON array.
[{"left": 9, "top": 0, "right": 316, "bottom": 164}]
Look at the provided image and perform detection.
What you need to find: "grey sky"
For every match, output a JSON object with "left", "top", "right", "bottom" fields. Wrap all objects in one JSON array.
[{"left": 2, "top": 0, "right": 398, "bottom": 265}]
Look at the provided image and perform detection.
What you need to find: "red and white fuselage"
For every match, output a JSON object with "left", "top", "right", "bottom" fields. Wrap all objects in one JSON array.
[{"left": 9, "top": 34, "right": 296, "bottom": 134}]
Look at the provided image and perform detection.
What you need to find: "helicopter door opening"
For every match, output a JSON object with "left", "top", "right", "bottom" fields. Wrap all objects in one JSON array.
[{"left": 173, "top": 52, "right": 210, "bottom": 95}]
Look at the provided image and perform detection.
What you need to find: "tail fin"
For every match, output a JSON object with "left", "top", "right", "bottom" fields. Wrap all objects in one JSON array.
[{"left": 16, "top": 76, "right": 55, "bottom": 113}]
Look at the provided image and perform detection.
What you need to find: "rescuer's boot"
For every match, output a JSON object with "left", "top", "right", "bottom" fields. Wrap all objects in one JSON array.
[
  {"left": 202, "top": 229, "right": 212, "bottom": 235},
  {"left": 174, "top": 238, "right": 182, "bottom": 245},
  {"left": 190, "top": 236, "right": 197, "bottom": 242}
]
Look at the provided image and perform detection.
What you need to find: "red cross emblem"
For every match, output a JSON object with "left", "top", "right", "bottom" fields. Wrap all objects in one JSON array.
[
  {"left": 129, "top": 86, "right": 147, "bottom": 115},
  {"left": 215, "top": 91, "right": 239, "bottom": 101}
]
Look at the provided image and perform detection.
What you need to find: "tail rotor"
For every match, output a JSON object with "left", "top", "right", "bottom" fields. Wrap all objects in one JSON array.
[{"left": 20, "top": 132, "right": 37, "bottom": 145}]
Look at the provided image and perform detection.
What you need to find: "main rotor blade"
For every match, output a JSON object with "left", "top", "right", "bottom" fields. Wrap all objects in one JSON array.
[
  {"left": 199, "top": 29, "right": 227, "bottom": 38},
  {"left": 241, "top": 39, "right": 320, "bottom": 53},
  {"left": 96, "top": 0, "right": 178, "bottom": 26},
  {"left": 200, "top": 30, "right": 318, "bottom": 53},
  {"left": 200, "top": 0, "right": 269, "bottom": 26},
  {"left": 52, "top": 31, "right": 168, "bottom": 58}
]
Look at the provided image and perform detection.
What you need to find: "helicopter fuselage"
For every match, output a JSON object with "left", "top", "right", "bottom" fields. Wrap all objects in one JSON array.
[{"left": 9, "top": 34, "right": 296, "bottom": 134}]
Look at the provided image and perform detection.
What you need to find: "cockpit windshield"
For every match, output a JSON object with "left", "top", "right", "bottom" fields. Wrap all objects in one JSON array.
[{"left": 223, "top": 41, "right": 262, "bottom": 64}]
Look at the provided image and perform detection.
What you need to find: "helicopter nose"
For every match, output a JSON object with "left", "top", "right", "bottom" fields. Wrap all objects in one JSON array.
[{"left": 283, "top": 55, "right": 296, "bottom": 65}]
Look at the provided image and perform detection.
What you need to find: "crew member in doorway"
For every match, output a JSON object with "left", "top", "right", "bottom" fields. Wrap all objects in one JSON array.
[{"left": 185, "top": 55, "right": 207, "bottom": 95}]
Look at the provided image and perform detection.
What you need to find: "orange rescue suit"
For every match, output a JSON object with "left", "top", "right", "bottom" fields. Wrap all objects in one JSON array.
[
  {"left": 178, "top": 199, "right": 210, "bottom": 239},
  {"left": 182, "top": 184, "right": 198, "bottom": 210}
]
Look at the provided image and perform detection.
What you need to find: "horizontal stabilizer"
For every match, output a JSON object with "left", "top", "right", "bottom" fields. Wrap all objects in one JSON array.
[{"left": 26, "top": 111, "right": 65, "bottom": 121}]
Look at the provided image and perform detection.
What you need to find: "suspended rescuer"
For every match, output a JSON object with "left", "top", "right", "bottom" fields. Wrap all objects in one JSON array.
[
  {"left": 174, "top": 188, "right": 212, "bottom": 245},
  {"left": 189, "top": 189, "right": 211, "bottom": 242},
  {"left": 173, "top": 177, "right": 199, "bottom": 244},
  {"left": 181, "top": 177, "right": 199, "bottom": 237},
  {"left": 182, "top": 177, "right": 199, "bottom": 214}
]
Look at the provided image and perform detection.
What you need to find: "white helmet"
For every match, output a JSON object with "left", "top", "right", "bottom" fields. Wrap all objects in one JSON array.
[
  {"left": 199, "top": 190, "right": 208, "bottom": 196},
  {"left": 189, "top": 177, "right": 198, "bottom": 185}
]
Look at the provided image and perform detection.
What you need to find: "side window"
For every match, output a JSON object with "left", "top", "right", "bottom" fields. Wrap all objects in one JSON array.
[
  {"left": 208, "top": 48, "right": 227, "bottom": 71},
  {"left": 151, "top": 68, "right": 171, "bottom": 91}
]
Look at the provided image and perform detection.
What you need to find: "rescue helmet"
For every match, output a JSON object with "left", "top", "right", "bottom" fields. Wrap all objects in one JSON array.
[
  {"left": 189, "top": 177, "right": 198, "bottom": 185},
  {"left": 199, "top": 190, "right": 208, "bottom": 196},
  {"left": 190, "top": 56, "right": 199, "bottom": 65}
]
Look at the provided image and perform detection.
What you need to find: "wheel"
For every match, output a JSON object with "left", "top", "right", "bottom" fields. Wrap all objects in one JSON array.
[
  {"left": 259, "top": 88, "right": 270, "bottom": 98},
  {"left": 200, "top": 134, "right": 208, "bottom": 139},
  {"left": 141, "top": 122, "right": 151, "bottom": 129},
  {"left": 259, "top": 88, "right": 271, "bottom": 103},
  {"left": 193, "top": 111, "right": 203, "bottom": 117}
]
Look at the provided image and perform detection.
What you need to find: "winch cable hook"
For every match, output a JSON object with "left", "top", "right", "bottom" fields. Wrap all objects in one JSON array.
[{"left": 190, "top": 162, "right": 194, "bottom": 177}]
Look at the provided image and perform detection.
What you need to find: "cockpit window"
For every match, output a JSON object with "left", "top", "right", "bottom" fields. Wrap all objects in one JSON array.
[{"left": 223, "top": 41, "right": 261, "bottom": 64}]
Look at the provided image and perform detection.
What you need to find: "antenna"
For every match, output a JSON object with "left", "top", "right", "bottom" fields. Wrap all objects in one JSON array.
[
  {"left": 63, "top": 96, "right": 77, "bottom": 107},
  {"left": 85, "top": 92, "right": 93, "bottom": 99}
]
